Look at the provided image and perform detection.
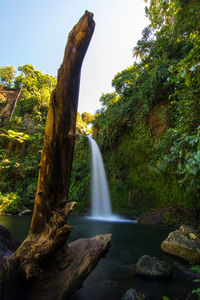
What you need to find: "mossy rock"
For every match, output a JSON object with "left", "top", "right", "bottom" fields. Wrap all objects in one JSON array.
[
  {"left": 134, "top": 255, "right": 172, "bottom": 279},
  {"left": 121, "top": 288, "right": 150, "bottom": 300},
  {"left": 161, "top": 225, "right": 200, "bottom": 262}
]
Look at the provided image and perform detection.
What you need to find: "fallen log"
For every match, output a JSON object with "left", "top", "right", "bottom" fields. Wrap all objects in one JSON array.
[
  {"left": 21, "top": 234, "right": 111, "bottom": 300},
  {"left": 0, "top": 11, "right": 111, "bottom": 299}
]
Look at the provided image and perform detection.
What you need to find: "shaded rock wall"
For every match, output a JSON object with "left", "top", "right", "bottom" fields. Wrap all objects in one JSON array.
[{"left": 0, "top": 87, "right": 21, "bottom": 126}]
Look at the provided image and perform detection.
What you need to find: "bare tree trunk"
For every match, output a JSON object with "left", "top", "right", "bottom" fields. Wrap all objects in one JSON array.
[{"left": 0, "top": 11, "right": 111, "bottom": 299}]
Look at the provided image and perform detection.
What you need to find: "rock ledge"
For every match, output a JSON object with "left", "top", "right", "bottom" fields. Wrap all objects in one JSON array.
[{"left": 161, "top": 225, "right": 200, "bottom": 262}]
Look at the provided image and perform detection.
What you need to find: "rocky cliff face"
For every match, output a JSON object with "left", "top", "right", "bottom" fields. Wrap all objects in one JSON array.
[
  {"left": 161, "top": 225, "right": 200, "bottom": 262},
  {"left": 148, "top": 101, "right": 168, "bottom": 137},
  {"left": 0, "top": 87, "right": 21, "bottom": 126}
]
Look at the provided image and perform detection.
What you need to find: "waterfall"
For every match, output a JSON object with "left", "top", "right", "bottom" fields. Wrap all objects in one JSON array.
[{"left": 88, "top": 136, "right": 112, "bottom": 218}]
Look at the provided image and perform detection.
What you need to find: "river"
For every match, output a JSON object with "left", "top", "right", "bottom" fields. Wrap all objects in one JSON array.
[{"left": 0, "top": 215, "right": 196, "bottom": 299}]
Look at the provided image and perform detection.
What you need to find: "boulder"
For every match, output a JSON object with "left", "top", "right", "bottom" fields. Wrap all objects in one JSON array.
[
  {"left": 134, "top": 255, "right": 172, "bottom": 279},
  {"left": 161, "top": 225, "right": 200, "bottom": 262},
  {"left": 18, "top": 208, "right": 32, "bottom": 216},
  {"left": 121, "top": 288, "right": 150, "bottom": 300},
  {"left": 0, "top": 224, "right": 20, "bottom": 261}
]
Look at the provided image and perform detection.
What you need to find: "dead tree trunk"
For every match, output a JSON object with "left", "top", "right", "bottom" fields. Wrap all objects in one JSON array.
[{"left": 0, "top": 11, "right": 111, "bottom": 299}]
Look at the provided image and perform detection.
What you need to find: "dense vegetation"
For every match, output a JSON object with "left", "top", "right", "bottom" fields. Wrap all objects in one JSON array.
[
  {"left": 0, "top": 0, "right": 200, "bottom": 218},
  {"left": 0, "top": 65, "right": 56, "bottom": 213},
  {"left": 0, "top": 64, "right": 93, "bottom": 214},
  {"left": 90, "top": 0, "right": 200, "bottom": 215}
]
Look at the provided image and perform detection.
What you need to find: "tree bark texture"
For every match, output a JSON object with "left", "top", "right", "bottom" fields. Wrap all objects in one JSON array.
[{"left": 0, "top": 11, "right": 111, "bottom": 299}]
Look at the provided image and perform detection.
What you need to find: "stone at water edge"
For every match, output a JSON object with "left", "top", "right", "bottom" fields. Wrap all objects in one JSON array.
[
  {"left": 121, "top": 288, "right": 150, "bottom": 300},
  {"left": 161, "top": 225, "right": 200, "bottom": 262},
  {"left": 0, "top": 225, "right": 20, "bottom": 261},
  {"left": 134, "top": 255, "right": 172, "bottom": 279},
  {"left": 18, "top": 208, "right": 32, "bottom": 216},
  {"left": 174, "top": 261, "right": 200, "bottom": 278}
]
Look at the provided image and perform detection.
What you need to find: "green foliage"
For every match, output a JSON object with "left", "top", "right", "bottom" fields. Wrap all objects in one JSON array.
[
  {"left": 81, "top": 112, "right": 94, "bottom": 124},
  {"left": 162, "top": 297, "right": 170, "bottom": 300},
  {"left": 145, "top": 0, "right": 200, "bottom": 35},
  {"left": 0, "top": 65, "right": 15, "bottom": 88},
  {"left": 1, "top": 1, "right": 200, "bottom": 217},
  {"left": 0, "top": 192, "right": 23, "bottom": 214},
  {"left": 0, "top": 129, "right": 30, "bottom": 143},
  {"left": 168, "top": 31, "right": 200, "bottom": 133},
  {"left": 0, "top": 131, "right": 42, "bottom": 213},
  {"left": 13, "top": 64, "right": 56, "bottom": 125},
  {"left": 0, "top": 63, "right": 91, "bottom": 214},
  {"left": 0, "top": 61, "right": 94, "bottom": 215},
  {"left": 0, "top": 65, "right": 56, "bottom": 214},
  {"left": 191, "top": 265, "right": 200, "bottom": 298},
  {"left": 162, "top": 211, "right": 180, "bottom": 226},
  {"left": 160, "top": 127, "right": 200, "bottom": 208},
  {"left": 99, "top": 92, "right": 118, "bottom": 110},
  {"left": 76, "top": 112, "right": 93, "bottom": 135},
  {"left": 91, "top": 0, "right": 200, "bottom": 215},
  {"left": 69, "top": 135, "right": 91, "bottom": 212}
]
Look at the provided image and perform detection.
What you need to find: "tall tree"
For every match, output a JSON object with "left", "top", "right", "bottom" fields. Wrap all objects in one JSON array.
[
  {"left": 0, "top": 66, "right": 15, "bottom": 88},
  {"left": 0, "top": 11, "right": 111, "bottom": 299}
]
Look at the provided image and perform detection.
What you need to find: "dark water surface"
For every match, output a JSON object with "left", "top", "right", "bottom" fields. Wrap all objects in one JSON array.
[{"left": 0, "top": 215, "right": 196, "bottom": 299}]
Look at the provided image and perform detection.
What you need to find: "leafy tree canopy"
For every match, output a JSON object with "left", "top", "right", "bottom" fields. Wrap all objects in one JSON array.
[{"left": 0, "top": 66, "right": 15, "bottom": 88}]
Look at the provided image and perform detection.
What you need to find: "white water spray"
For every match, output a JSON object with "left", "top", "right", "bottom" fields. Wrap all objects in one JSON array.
[
  {"left": 88, "top": 136, "right": 112, "bottom": 219},
  {"left": 87, "top": 136, "right": 137, "bottom": 223}
]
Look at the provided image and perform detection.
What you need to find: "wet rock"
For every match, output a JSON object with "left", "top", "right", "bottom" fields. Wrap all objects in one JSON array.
[
  {"left": 174, "top": 261, "right": 200, "bottom": 278},
  {"left": 134, "top": 255, "right": 172, "bottom": 279},
  {"left": 161, "top": 225, "right": 200, "bottom": 262},
  {"left": 18, "top": 208, "right": 32, "bottom": 216},
  {"left": 121, "top": 288, "right": 150, "bottom": 300},
  {"left": 0, "top": 225, "right": 20, "bottom": 261}
]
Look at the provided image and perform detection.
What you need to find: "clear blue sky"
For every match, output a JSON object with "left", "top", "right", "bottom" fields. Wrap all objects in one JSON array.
[{"left": 0, "top": 0, "right": 149, "bottom": 114}]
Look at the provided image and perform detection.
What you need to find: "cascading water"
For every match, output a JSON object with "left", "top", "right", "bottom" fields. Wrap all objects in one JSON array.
[
  {"left": 88, "top": 136, "right": 112, "bottom": 219},
  {"left": 87, "top": 136, "right": 136, "bottom": 223}
]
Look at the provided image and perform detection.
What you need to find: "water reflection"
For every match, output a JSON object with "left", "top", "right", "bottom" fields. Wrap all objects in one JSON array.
[
  {"left": 0, "top": 215, "right": 196, "bottom": 300},
  {"left": 0, "top": 215, "right": 31, "bottom": 242}
]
